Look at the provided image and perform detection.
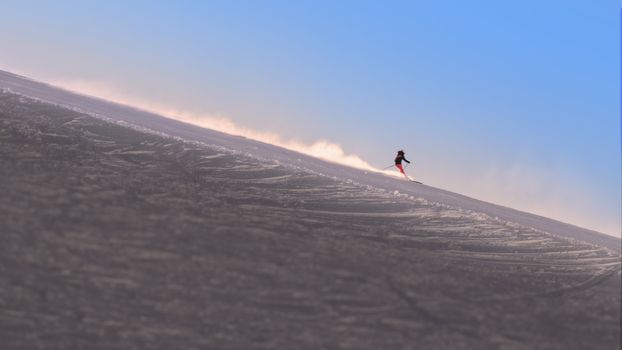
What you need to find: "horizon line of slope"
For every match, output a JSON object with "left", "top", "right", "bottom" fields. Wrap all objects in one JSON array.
[{"left": 0, "top": 69, "right": 619, "bottom": 253}]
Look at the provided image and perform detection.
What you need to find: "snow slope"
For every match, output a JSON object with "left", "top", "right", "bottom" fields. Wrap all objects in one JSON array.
[
  {"left": 0, "top": 70, "right": 620, "bottom": 349},
  {"left": 0, "top": 69, "right": 618, "bottom": 253}
]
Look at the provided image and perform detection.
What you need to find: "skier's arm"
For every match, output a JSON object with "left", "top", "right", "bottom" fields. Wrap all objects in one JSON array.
[{"left": 403, "top": 156, "right": 410, "bottom": 163}]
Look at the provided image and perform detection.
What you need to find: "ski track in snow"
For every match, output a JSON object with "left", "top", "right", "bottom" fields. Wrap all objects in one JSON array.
[{"left": 1, "top": 74, "right": 621, "bottom": 350}]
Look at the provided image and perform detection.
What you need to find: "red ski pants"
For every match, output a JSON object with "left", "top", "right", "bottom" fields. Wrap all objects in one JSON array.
[{"left": 395, "top": 163, "right": 405, "bottom": 174}]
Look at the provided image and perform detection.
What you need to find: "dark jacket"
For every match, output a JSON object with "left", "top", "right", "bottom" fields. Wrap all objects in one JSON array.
[{"left": 395, "top": 153, "right": 410, "bottom": 165}]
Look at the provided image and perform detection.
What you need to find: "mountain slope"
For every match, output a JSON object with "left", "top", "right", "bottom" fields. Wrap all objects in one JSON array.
[
  {"left": 0, "top": 74, "right": 620, "bottom": 349},
  {"left": 0, "top": 70, "right": 618, "bottom": 253}
]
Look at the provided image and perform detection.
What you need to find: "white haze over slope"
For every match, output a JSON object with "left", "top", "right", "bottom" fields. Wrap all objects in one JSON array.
[
  {"left": 0, "top": 61, "right": 386, "bottom": 173},
  {"left": 49, "top": 79, "right": 384, "bottom": 173}
]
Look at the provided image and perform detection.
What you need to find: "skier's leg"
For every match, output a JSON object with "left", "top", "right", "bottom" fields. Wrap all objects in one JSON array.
[{"left": 395, "top": 164, "right": 405, "bottom": 174}]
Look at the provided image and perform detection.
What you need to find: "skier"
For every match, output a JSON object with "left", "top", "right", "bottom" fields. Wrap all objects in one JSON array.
[{"left": 394, "top": 150, "right": 411, "bottom": 178}]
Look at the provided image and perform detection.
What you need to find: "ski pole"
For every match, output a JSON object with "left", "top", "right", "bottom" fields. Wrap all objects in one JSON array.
[{"left": 381, "top": 164, "right": 395, "bottom": 170}]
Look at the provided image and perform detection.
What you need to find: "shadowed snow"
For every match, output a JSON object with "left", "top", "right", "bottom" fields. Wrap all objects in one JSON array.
[{"left": 0, "top": 88, "right": 620, "bottom": 350}]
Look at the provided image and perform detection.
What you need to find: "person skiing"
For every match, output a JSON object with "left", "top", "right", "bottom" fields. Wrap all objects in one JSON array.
[{"left": 394, "top": 150, "right": 411, "bottom": 177}]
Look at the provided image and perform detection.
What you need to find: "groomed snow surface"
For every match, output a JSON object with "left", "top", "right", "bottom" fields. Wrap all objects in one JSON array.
[{"left": 0, "top": 75, "right": 621, "bottom": 349}]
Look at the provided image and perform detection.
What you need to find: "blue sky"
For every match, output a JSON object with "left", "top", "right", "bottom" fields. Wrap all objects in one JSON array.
[{"left": 0, "top": 0, "right": 620, "bottom": 236}]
